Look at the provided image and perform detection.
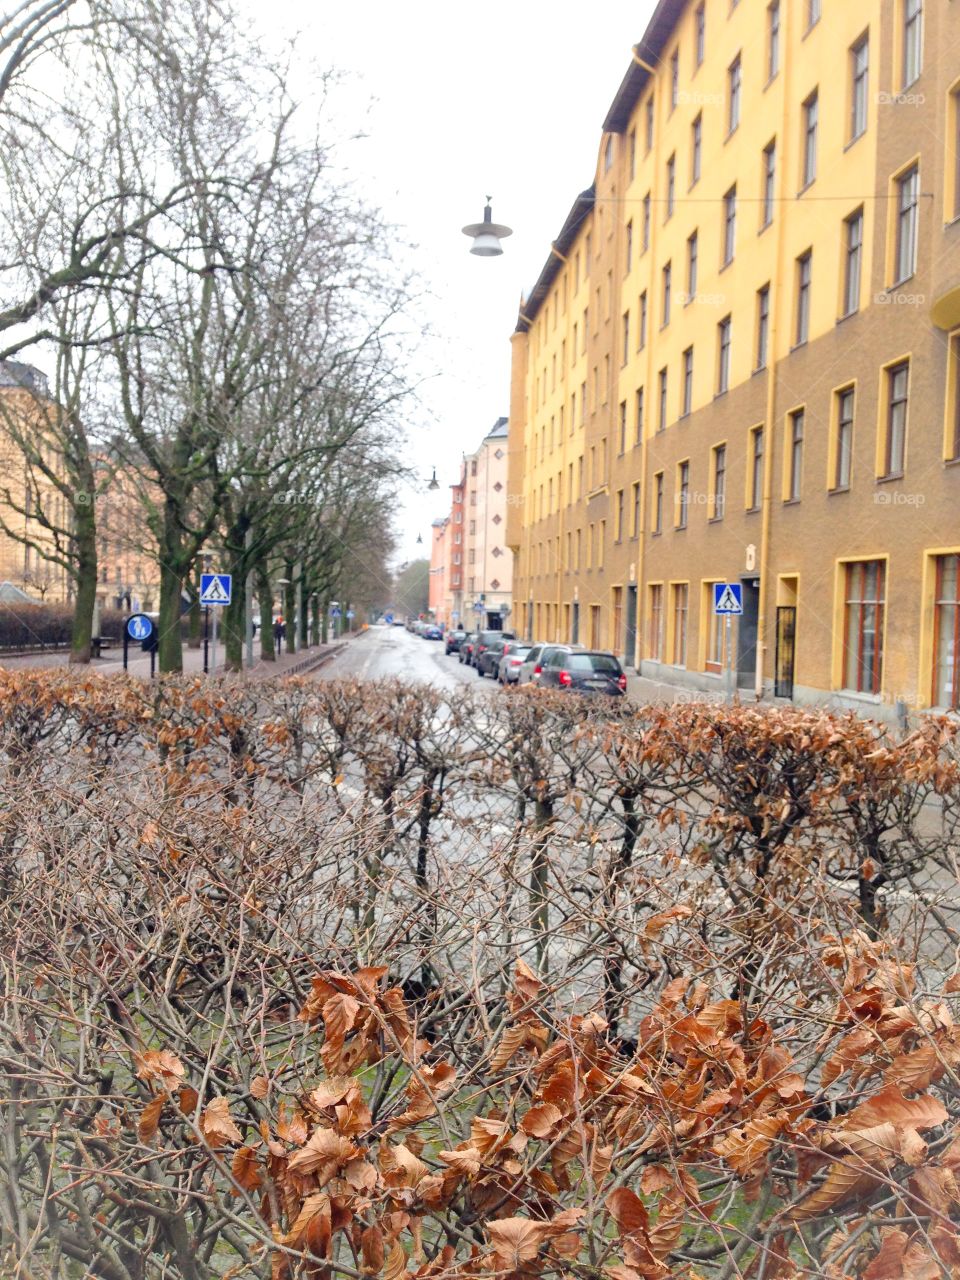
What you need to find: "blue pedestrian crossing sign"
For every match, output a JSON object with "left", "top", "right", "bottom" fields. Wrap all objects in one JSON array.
[
  {"left": 346, "top": 609, "right": 355, "bottom": 619},
  {"left": 126, "top": 613, "right": 154, "bottom": 641},
  {"left": 330, "top": 606, "right": 342, "bottom": 618},
  {"left": 713, "top": 582, "right": 744, "bottom": 615},
  {"left": 200, "top": 573, "right": 232, "bottom": 606}
]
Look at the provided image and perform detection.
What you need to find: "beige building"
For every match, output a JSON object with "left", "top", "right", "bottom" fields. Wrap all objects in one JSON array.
[
  {"left": 508, "top": 0, "right": 960, "bottom": 721},
  {"left": 463, "top": 418, "right": 513, "bottom": 629}
]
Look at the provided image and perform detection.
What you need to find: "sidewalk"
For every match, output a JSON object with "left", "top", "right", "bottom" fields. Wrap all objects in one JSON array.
[{"left": 0, "top": 637, "right": 350, "bottom": 680}]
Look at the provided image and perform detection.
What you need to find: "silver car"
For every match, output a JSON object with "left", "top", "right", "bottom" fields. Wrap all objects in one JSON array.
[
  {"left": 517, "top": 643, "right": 585, "bottom": 685},
  {"left": 497, "top": 643, "right": 532, "bottom": 684}
]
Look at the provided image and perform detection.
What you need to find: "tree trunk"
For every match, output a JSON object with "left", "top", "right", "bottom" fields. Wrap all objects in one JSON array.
[
  {"left": 298, "top": 578, "right": 308, "bottom": 649},
  {"left": 284, "top": 562, "right": 295, "bottom": 654},
  {"left": 310, "top": 593, "right": 320, "bottom": 646},
  {"left": 322, "top": 597, "right": 329, "bottom": 644},
  {"left": 257, "top": 561, "right": 275, "bottom": 661},
  {"left": 69, "top": 498, "right": 97, "bottom": 664},
  {"left": 157, "top": 526, "right": 185, "bottom": 674},
  {"left": 187, "top": 584, "right": 202, "bottom": 649}
]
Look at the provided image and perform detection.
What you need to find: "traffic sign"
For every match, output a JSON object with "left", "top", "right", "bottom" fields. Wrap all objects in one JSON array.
[
  {"left": 714, "top": 582, "right": 744, "bottom": 615},
  {"left": 384, "top": 612, "right": 394, "bottom": 624},
  {"left": 330, "top": 606, "right": 342, "bottom": 618},
  {"left": 126, "top": 613, "right": 154, "bottom": 642},
  {"left": 346, "top": 609, "right": 355, "bottom": 619},
  {"left": 200, "top": 573, "right": 232, "bottom": 605}
]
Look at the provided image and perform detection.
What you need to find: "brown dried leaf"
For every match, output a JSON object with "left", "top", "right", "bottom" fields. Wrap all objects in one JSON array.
[
  {"left": 231, "top": 1145, "right": 262, "bottom": 1193},
  {"left": 199, "top": 1097, "right": 244, "bottom": 1146},
  {"left": 136, "top": 1049, "right": 185, "bottom": 1088},
  {"left": 487, "top": 1217, "right": 547, "bottom": 1265},
  {"left": 308, "top": 1076, "right": 355, "bottom": 1110},
  {"left": 520, "top": 1102, "right": 562, "bottom": 1138},
  {"left": 138, "top": 1094, "right": 164, "bottom": 1144},
  {"left": 606, "top": 1187, "right": 649, "bottom": 1237},
  {"left": 250, "top": 1075, "right": 270, "bottom": 1099}
]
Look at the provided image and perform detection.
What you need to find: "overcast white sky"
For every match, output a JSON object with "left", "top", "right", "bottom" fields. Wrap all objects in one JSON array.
[{"left": 251, "top": 0, "right": 653, "bottom": 566}]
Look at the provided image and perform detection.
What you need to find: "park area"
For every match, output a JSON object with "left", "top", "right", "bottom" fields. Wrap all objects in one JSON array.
[{"left": 3, "top": 670, "right": 960, "bottom": 1278}]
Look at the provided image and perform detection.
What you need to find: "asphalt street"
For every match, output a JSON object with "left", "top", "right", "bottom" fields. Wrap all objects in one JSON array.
[{"left": 315, "top": 624, "right": 498, "bottom": 694}]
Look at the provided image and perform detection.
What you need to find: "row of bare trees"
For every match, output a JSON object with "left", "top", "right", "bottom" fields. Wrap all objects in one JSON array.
[
  {"left": 0, "top": 0, "right": 411, "bottom": 668},
  {"left": 3, "top": 674, "right": 960, "bottom": 1275}
]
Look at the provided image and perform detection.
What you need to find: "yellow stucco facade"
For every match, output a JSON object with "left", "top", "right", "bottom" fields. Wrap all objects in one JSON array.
[{"left": 507, "top": 0, "right": 960, "bottom": 718}]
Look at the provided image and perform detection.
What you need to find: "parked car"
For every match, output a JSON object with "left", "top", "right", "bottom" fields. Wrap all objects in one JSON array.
[
  {"left": 423, "top": 624, "right": 443, "bottom": 640},
  {"left": 471, "top": 629, "right": 516, "bottom": 670},
  {"left": 477, "top": 636, "right": 509, "bottom": 678},
  {"left": 497, "top": 643, "right": 533, "bottom": 684},
  {"left": 516, "top": 642, "right": 582, "bottom": 685},
  {"left": 445, "top": 627, "right": 467, "bottom": 655},
  {"left": 538, "top": 648, "right": 627, "bottom": 696},
  {"left": 458, "top": 632, "right": 478, "bottom": 664}
]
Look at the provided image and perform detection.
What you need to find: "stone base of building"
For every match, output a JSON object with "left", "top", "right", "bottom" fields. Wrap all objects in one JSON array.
[{"left": 631, "top": 661, "right": 913, "bottom": 729}]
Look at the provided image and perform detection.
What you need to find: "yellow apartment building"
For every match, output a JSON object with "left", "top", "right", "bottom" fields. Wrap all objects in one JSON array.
[{"left": 507, "top": 0, "right": 960, "bottom": 719}]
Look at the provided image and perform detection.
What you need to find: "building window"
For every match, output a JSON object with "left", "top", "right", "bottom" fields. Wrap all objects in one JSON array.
[
  {"left": 653, "top": 471, "right": 664, "bottom": 533},
  {"left": 712, "top": 444, "right": 726, "bottom": 520},
  {"left": 850, "top": 35, "right": 869, "bottom": 141},
  {"left": 625, "top": 221, "right": 633, "bottom": 274},
  {"left": 622, "top": 311, "right": 630, "bottom": 364},
  {"left": 705, "top": 599, "right": 724, "bottom": 674},
  {"left": 631, "top": 481, "right": 641, "bottom": 537},
  {"left": 618, "top": 399, "right": 627, "bottom": 453},
  {"left": 686, "top": 230, "right": 698, "bottom": 301},
  {"left": 722, "top": 186, "right": 736, "bottom": 265},
  {"left": 691, "top": 114, "right": 702, "bottom": 186},
  {"left": 649, "top": 583, "right": 664, "bottom": 659},
  {"left": 802, "top": 92, "right": 818, "bottom": 187},
  {"left": 615, "top": 488, "right": 625, "bottom": 541},
  {"left": 672, "top": 583, "right": 689, "bottom": 665},
  {"left": 761, "top": 141, "right": 776, "bottom": 228},
  {"left": 903, "top": 0, "right": 923, "bottom": 89},
  {"left": 787, "top": 409, "right": 804, "bottom": 501},
  {"left": 662, "top": 262, "right": 672, "bottom": 326},
  {"left": 645, "top": 97, "right": 654, "bottom": 152},
  {"left": 717, "top": 316, "right": 732, "bottom": 395},
  {"left": 749, "top": 425, "right": 764, "bottom": 510},
  {"left": 638, "top": 291, "right": 648, "bottom": 349},
  {"left": 933, "top": 554, "right": 960, "bottom": 708},
  {"left": 676, "top": 461, "right": 690, "bottom": 529},
  {"left": 756, "top": 284, "right": 770, "bottom": 370},
  {"left": 843, "top": 560, "right": 885, "bottom": 694},
  {"left": 952, "top": 90, "right": 960, "bottom": 222},
  {"left": 580, "top": 380, "right": 587, "bottom": 423},
  {"left": 604, "top": 135, "right": 614, "bottom": 172},
  {"left": 658, "top": 368, "right": 668, "bottom": 431},
  {"left": 628, "top": 128, "right": 636, "bottom": 181},
  {"left": 671, "top": 48, "right": 679, "bottom": 110},
  {"left": 695, "top": 2, "right": 705, "bottom": 67},
  {"left": 795, "top": 250, "right": 812, "bottom": 346},
  {"left": 950, "top": 334, "right": 960, "bottom": 461},
  {"left": 834, "top": 386, "right": 855, "bottom": 490},
  {"left": 807, "top": 0, "right": 821, "bottom": 28},
  {"left": 635, "top": 386, "right": 645, "bottom": 445},
  {"left": 884, "top": 360, "right": 909, "bottom": 477},
  {"left": 843, "top": 209, "right": 864, "bottom": 317},
  {"left": 728, "top": 56, "right": 741, "bottom": 134},
  {"left": 682, "top": 346, "right": 694, "bottom": 416},
  {"left": 642, "top": 193, "right": 651, "bottom": 250},
  {"left": 666, "top": 154, "right": 676, "bottom": 219},
  {"left": 768, "top": 0, "right": 780, "bottom": 80},
  {"left": 895, "top": 165, "right": 919, "bottom": 284}
]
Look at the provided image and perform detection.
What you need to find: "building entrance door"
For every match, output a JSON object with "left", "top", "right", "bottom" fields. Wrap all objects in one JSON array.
[
  {"left": 571, "top": 602, "right": 580, "bottom": 645},
  {"left": 624, "top": 585, "right": 638, "bottom": 667},
  {"left": 736, "top": 578, "right": 761, "bottom": 689},
  {"left": 775, "top": 606, "right": 797, "bottom": 698}
]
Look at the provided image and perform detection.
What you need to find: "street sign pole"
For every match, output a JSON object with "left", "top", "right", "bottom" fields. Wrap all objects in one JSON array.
[
  {"left": 211, "top": 604, "right": 218, "bottom": 675},
  {"left": 725, "top": 614, "right": 733, "bottom": 705},
  {"left": 203, "top": 606, "right": 209, "bottom": 674},
  {"left": 245, "top": 526, "right": 254, "bottom": 668}
]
